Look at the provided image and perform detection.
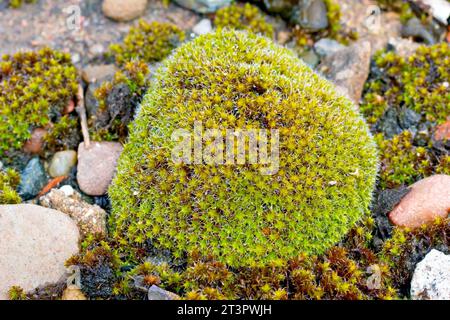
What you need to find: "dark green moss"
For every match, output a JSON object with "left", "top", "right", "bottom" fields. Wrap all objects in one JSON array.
[{"left": 0, "top": 48, "right": 79, "bottom": 158}]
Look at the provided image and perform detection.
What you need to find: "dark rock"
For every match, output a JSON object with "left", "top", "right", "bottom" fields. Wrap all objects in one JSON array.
[
  {"left": 402, "top": 18, "right": 436, "bottom": 44},
  {"left": 18, "top": 157, "right": 47, "bottom": 200},
  {"left": 373, "top": 187, "right": 411, "bottom": 242},
  {"left": 263, "top": 0, "right": 298, "bottom": 17},
  {"left": 80, "top": 263, "right": 116, "bottom": 299},
  {"left": 377, "top": 107, "right": 421, "bottom": 139},
  {"left": 291, "top": 0, "right": 329, "bottom": 31},
  {"left": 398, "top": 108, "right": 421, "bottom": 131}
]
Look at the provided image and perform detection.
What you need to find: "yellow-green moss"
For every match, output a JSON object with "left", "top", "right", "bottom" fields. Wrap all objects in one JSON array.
[
  {"left": 362, "top": 44, "right": 450, "bottom": 126},
  {"left": 0, "top": 168, "right": 21, "bottom": 204},
  {"left": 214, "top": 3, "right": 274, "bottom": 38},
  {"left": 109, "top": 20, "right": 185, "bottom": 66},
  {"left": 109, "top": 30, "right": 378, "bottom": 267},
  {"left": 0, "top": 48, "right": 79, "bottom": 157},
  {"left": 7, "top": 286, "right": 27, "bottom": 300},
  {"left": 8, "top": 0, "right": 36, "bottom": 8}
]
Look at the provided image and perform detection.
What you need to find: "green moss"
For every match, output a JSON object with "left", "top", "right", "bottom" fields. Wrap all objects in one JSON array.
[
  {"left": 8, "top": 0, "right": 36, "bottom": 8},
  {"left": 109, "top": 30, "right": 378, "bottom": 267},
  {"left": 375, "top": 131, "right": 434, "bottom": 189},
  {"left": 89, "top": 60, "right": 150, "bottom": 142},
  {"left": 109, "top": 20, "right": 185, "bottom": 66},
  {"left": 0, "top": 48, "right": 79, "bottom": 158},
  {"left": 0, "top": 168, "right": 21, "bottom": 204},
  {"left": 214, "top": 3, "right": 274, "bottom": 38},
  {"left": 7, "top": 286, "right": 27, "bottom": 300},
  {"left": 381, "top": 217, "right": 450, "bottom": 295},
  {"left": 362, "top": 44, "right": 450, "bottom": 126}
]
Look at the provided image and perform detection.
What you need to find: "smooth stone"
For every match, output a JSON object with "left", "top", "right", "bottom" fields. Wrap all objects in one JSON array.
[
  {"left": 77, "top": 142, "right": 123, "bottom": 196},
  {"left": 402, "top": 18, "right": 436, "bottom": 45},
  {"left": 173, "top": 0, "right": 231, "bottom": 13},
  {"left": 421, "top": 0, "right": 450, "bottom": 25},
  {"left": 148, "top": 285, "right": 179, "bottom": 300},
  {"left": 23, "top": 128, "right": 47, "bottom": 154},
  {"left": 102, "top": 0, "right": 148, "bottom": 22},
  {"left": 389, "top": 175, "right": 450, "bottom": 228},
  {"left": 263, "top": 0, "right": 298, "bottom": 17},
  {"left": 318, "top": 40, "right": 371, "bottom": 104},
  {"left": 387, "top": 37, "right": 421, "bottom": 58},
  {"left": 411, "top": 249, "right": 450, "bottom": 300},
  {"left": 291, "top": 0, "right": 329, "bottom": 31},
  {"left": 192, "top": 19, "right": 212, "bottom": 35},
  {"left": 61, "top": 285, "right": 87, "bottom": 300},
  {"left": 82, "top": 64, "right": 117, "bottom": 84},
  {"left": 18, "top": 157, "right": 47, "bottom": 200},
  {"left": 48, "top": 150, "right": 77, "bottom": 178},
  {"left": 314, "top": 38, "right": 346, "bottom": 57},
  {"left": 300, "top": 49, "right": 320, "bottom": 68},
  {"left": 434, "top": 119, "right": 450, "bottom": 142},
  {"left": 0, "top": 204, "right": 79, "bottom": 300}
]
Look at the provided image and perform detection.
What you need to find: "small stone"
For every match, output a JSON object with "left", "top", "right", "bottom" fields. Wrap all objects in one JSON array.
[
  {"left": 291, "top": 0, "right": 329, "bottom": 31},
  {"left": 300, "top": 49, "right": 319, "bottom": 68},
  {"left": 40, "top": 188, "right": 107, "bottom": 237},
  {"left": 433, "top": 119, "right": 450, "bottom": 142},
  {"left": 276, "top": 30, "right": 291, "bottom": 44},
  {"left": 318, "top": 40, "right": 371, "bottom": 104},
  {"left": 23, "top": 128, "right": 47, "bottom": 154},
  {"left": 62, "top": 285, "right": 87, "bottom": 300},
  {"left": 402, "top": 18, "right": 435, "bottom": 45},
  {"left": 48, "top": 150, "right": 77, "bottom": 178},
  {"left": 173, "top": 0, "right": 231, "bottom": 13},
  {"left": 60, "top": 185, "right": 74, "bottom": 197},
  {"left": 102, "top": 0, "right": 148, "bottom": 22},
  {"left": 0, "top": 204, "right": 79, "bottom": 300},
  {"left": 148, "top": 285, "right": 179, "bottom": 300},
  {"left": 89, "top": 43, "right": 105, "bottom": 57},
  {"left": 71, "top": 53, "right": 81, "bottom": 64},
  {"left": 77, "top": 142, "right": 123, "bottom": 196},
  {"left": 389, "top": 175, "right": 450, "bottom": 229},
  {"left": 192, "top": 19, "right": 212, "bottom": 35},
  {"left": 64, "top": 100, "right": 75, "bottom": 114},
  {"left": 313, "top": 38, "right": 346, "bottom": 57},
  {"left": 421, "top": 0, "right": 450, "bottom": 26},
  {"left": 18, "top": 157, "right": 47, "bottom": 200},
  {"left": 411, "top": 249, "right": 450, "bottom": 300},
  {"left": 82, "top": 64, "right": 117, "bottom": 84}
]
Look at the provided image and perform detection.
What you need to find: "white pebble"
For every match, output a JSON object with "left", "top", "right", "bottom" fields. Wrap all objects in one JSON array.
[
  {"left": 193, "top": 19, "right": 212, "bottom": 35},
  {"left": 60, "top": 185, "right": 75, "bottom": 197}
]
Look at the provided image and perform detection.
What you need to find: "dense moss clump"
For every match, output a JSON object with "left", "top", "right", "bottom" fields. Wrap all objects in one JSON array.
[
  {"left": 109, "top": 30, "right": 378, "bottom": 267},
  {"left": 109, "top": 20, "right": 185, "bottom": 66},
  {"left": 362, "top": 44, "right": 450, "bottom": 126},
  {"left": 376, "top": 131, "right": 433, "bottom": 189},
  {"left": 90, "top": 60, "right": 150, "bottom": 142},
  {"left": 214, "top": 3, "right": 274, "bottom": 38},
  {"left": 0, "top": 168, "right": 21, "bottom": 204},
  {"left": 381, "top": 217, "right": 450, "bottom": 296},
  {"left": 0, "top": 48, "right": 79, "bottom": 158}
]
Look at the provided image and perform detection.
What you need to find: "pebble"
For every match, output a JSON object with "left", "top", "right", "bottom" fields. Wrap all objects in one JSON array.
[
  {"left": 0, "top": 204, "right": 79, "bottom": 300},
  {"left": 102, "top": 0, "right": 148, "bottom": 22},
  {"left": 23, "top": 128, "right": 47, "bottom": 154},
  {"left": 387, "top": 37, "right": 421, "bottom": 58},
  {"left": 192, "top": 19, "right": 212, "bottom": 35},
  {"left": 40, "top": 188, "right": 107, "bottom": 237},
  {"left": 433, "top": 119, "right": 450, "bottom": 142},
  {"left": 77, "top": 142, "right": 123, "bottom": 196},
  {"left": 291, "top": 0, "right": 329, "bottom": 31},
  {"left": 48, "top": 150, "right": 77, "bottom": 178},
  {"left": 389, "top": 175, "right": 450, "bottom": 229},
  {"left": 300, "top": 49, "right": 320, "bottom": 68},
  {"left": 148, "top": 285, "right": 180, "bottom": 300},
  {"left": 402, "top": 18, "right": 435, "bottom": 45},
  {"left": 421, "top": 0, "right": 450, "bottom": 26},
  {"left": 318, "top": 40, "right": 372, "bottom": 104},
  {"left": 313, "top": 38, "right": 346, "bottom": 57},
  {"left": 173, "top": 0, "right": 231, "bottom": 13},
  {"left": 82, "top": 64, "right": 117, "bottom": 84},
  {"left": 411, "top": 249, "right": 450, "bottom": 300},
  {"left": 62, "top": 285, "right": 87, "bottom": 300},
  {"left": 18, "top": 157, "right": 47, "bottom": 200}
]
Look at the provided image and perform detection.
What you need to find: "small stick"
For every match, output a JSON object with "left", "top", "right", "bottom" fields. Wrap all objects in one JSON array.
[{"left": 75, "top": 84, "right": 91, "bottom": 148}]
